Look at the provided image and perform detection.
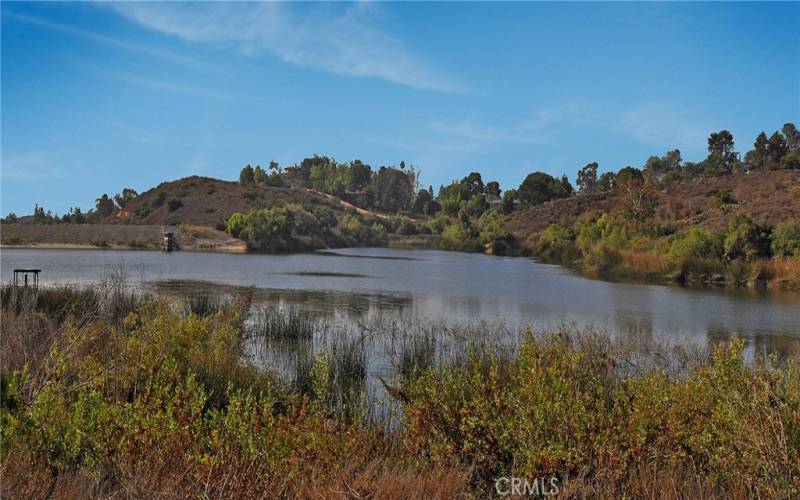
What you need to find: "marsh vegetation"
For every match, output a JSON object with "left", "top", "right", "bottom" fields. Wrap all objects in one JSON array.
[{"left": 2, "top": 279, "right": 799, "bottom": 498}]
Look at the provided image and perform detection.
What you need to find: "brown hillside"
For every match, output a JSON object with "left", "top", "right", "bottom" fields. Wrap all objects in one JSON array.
[
  {"left": 110, "top": 176, "right": 353, "bottom": 228},
  {"left": 506, "top": 170, "right": 800, "bottom": 246}
]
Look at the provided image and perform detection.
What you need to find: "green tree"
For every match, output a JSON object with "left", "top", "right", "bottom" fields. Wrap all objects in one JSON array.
[
  {"left": 644, "top": 150, "right": 682, "bottom": 182},
  {"left": 486, "top": 181, "right": 501, "bottom": 198},
  {"left": 95, "top": 194, "right": 115, "bottom": 218},
  {"left": 438, "top": 182, "right": 464, "bottom": 216},
  {"left": 560, "top": 175, "right": 573, "bottom": 196},
  {"left": 239, "top": 165, "right": 255, "bottom": 184},
  {"left": 615, "top": 166, "right": 643, "bottom": 187},
  {"left": 348, "top": 160, "right": 372, "bottom": 192},
  {"left": 576, "top": 162, "right": 598, "bottom": 192},
  {"left": 517, "top": 172, "right": 571, "bottom": 206},
  {"left": 33, "top": 204, "right": 47, "bottom": 224},
  {"left": 595, "top": 171, "right": 616, "bottom": 192},
  {"left": 4, "top": 212, "right": 18, "bottom": 224},
  {"left": 766, "top": 131, "right": 788, "bottom": 169},
  {"left": 460, "top": 194, "right": 488, "bottom": 219},
  {"left": 113, "top": 188, "right": 138, "bottom": 208},
  {"left": 502, "top": 189, "right": 517, "bottom": 214},
  {"left": 782, "top": 122, "right": 800, "bottom": 151},
  {"left": 253, "top": 165, "right": 268, "bottom": 185},
  {"left": 372, "top": 166, "right": 414, "bottom": 213},
  {"left": 412, "top": 189, "right": 434, "bottom": 214},
  {"left": 744, "top": 132, "right": 769, "bottom": 171},
  {"left": 705, "top": 130, "right": 737, "bottom": 176},
  {"left": 461, "top": 172, "right": 485, "bottom": 199},
  {"left": 781, "top": 150, "right": 800, "bottom": 170}
]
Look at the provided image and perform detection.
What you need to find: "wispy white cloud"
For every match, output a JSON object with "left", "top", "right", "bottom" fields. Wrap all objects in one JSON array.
[
  {"left": 103, "top": 69, "right": 238, "bottom": 101},
  {"left": 430, "top": 111, "right": 557, "bottom": 145},
  {"left": 2, "top": 10, "right": 214, "bottom": 72},
  {"left": 1, "top": 151, "right": 64, "bottom": 182},
  {"left": 615, "top": 102, "right": 710, "bottom": 151},
  {"left": 110, "top": 2, "right": 463, "bottom": 92}
]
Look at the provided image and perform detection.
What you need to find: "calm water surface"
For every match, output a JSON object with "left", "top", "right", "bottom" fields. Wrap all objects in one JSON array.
[{"left": 2, "top": 247, "right": 799, "bottom": 352}]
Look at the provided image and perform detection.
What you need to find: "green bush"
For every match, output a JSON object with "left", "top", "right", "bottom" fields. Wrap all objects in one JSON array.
[
  {"left": 225, "top": 212, "right": 248, "bottom": 238},
  {"left": 404, "top": 336, "right": 800, "bottom": 493},
  {"left": 724, "top": 214, "right": 772, "bottom": 260},
  {"left": 89, "top": 236, "right": 109, "bottom": 248},
  {"left": 772, "top": 220, "right": 800, "bottom": 258},
  {"left": 153, "top": 192, "right": 166, "bottom": 207},
  {"left": 669, "top": 227, "right": 724, "bottom": 261},
  {"left": 167, "top": 198, "right": 183, "bottom": 212},
  {"left": 238, "top": 206, "right": 298, "bottom": 252},
  {"left": 393, "top": 215, "right": 418, "bottom": 236},
  {"left": 2, "top": 234, "right": 24, "bottom": 245},
  {"left": 537, "top": 224, "right": 576, "bottom": 261}
]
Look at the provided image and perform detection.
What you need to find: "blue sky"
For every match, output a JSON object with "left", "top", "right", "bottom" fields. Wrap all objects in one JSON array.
[{"left": 2, "top": 1, "right": 799, "bottom": 216}]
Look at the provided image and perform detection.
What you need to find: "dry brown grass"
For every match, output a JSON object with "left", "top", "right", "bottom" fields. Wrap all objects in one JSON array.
[
  {"left": 751, "top": 257, "right": 800, "bottom": 290},
  {"left": 0, "top": 453, "right": 474, "bottom": 499},
  {"left": 617, "top": 250, "right": 674, "bottom": 279}
]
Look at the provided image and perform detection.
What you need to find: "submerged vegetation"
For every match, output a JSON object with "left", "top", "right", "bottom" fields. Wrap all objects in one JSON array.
[{"left": 2, "top": 282, "right": 799, "bottom": 497}]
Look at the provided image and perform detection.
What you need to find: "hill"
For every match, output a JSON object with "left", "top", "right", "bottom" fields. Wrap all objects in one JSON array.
[
  {"left": 505, "top": 169, "right": 800, "bottom": 250},
  {"left": 110, "top": 176, "right": 356, "bottom": 228}
]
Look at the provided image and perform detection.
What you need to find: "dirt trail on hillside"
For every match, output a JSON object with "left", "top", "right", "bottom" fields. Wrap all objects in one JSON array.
[{"left": 304, "top": 189, "right": 391, "bottom": 219}]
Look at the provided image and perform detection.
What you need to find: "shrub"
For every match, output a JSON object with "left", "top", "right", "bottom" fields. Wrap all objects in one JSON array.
[
  {"left": 583, "top": 245, "right": 622, "bottom": 275},
  {"left": 724, "top": 214, "right": 772, "bottom": 260},
  {"left": 167, "top": 198, "right": 183, "bottom": 212},
  {"left": 715, "top": 189, "right": 736, "bottom": 206},
  {"left": 226, "top": 212, "right": 248, "bottom": 238},
  {"left": 772, "top": 220, "right": 800, "bottom": 258},
  {"left": 475, "top": 209, "right": 510, "bottom": 244},
  {"left": 89, "top": 236, "right": 109, "bottom": 248},
  {"left": 153, "top": 192, "right": 166, "bottom": 207},
  {"left": 403, "top": 335, "right": 800, "bottom": 494},
  {"left": 669, "top": 227, "right": 724, "bottom": 261},
  {"left": 371, "top": 222, "right": 388, "bottom": 242},
  {"left": 537, "top": 224, "right": 576, "bottom": 261},
  {"left": 391, "top": 215, "right": 418, "bottom": 236},
  {"left": 128, "top": 237, "right": 157, "bottom": 249},
  {"left": 135, "top": 205, "right": 152, "bottom": 219},
  {"left": 2, "top": 234, "right": 24, "bottom": 245},
  {"left": 426, "top": 213, "right": 451, "bottom": 235}
]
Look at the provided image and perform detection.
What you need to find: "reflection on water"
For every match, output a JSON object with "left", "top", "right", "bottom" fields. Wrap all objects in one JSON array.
[{"left": 2, "top": 246, "right": 799, "bottom": 355}]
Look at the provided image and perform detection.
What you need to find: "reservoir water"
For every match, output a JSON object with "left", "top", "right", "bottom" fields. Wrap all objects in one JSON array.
[{"left": 2, "top": 247, "right": 798, "bottom": 354}]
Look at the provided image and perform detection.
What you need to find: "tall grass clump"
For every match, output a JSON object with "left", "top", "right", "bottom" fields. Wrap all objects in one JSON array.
[
  {"left": 184, "top": 293, "right": 228, "bottom": 317},
  {"left": 248, "top": 304, "right": 316, "bottom": 341}
]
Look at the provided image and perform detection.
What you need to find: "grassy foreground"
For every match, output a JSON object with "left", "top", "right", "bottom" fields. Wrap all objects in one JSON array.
[{"left": 1, "top": 285, "right": 799, "bottom": 498}]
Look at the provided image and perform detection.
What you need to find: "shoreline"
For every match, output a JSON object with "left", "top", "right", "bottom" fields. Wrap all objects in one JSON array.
[
  {"left": 4, "top": 240, "right": 799, "bottom": 296},
  {"left": 0, "top": 242, "right": 247, "bottom": 253}
]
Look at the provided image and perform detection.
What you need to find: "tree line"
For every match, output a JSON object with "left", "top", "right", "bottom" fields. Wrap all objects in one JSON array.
[
  {"left": 4, "top": 122, "right": 796, "bottom": 226},
  {"left": 235, "top": 122, "right": 799, "bottom": 222},
  {"left": 3, "top": 188, "right": 138, "bottom": 225}
]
